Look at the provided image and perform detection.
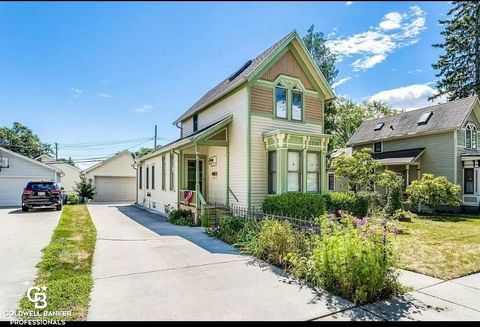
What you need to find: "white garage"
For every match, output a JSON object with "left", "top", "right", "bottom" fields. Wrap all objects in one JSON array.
[
  {"left": 83, "top": 150, "right": 136, "bottom": 202},
  {"left": 0, "top": 147, "right": 63, "bottom": 207},
  {"left": 94, "top": 176, "right": 136, "bottom": 202}
]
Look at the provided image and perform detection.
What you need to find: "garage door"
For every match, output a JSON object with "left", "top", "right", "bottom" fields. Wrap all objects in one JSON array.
[
  {"left": 94, "top": 176, "right": 136, "bottom": 202},
  {"left": 0, "top": 177, "right": 49, "bottom": 207}
]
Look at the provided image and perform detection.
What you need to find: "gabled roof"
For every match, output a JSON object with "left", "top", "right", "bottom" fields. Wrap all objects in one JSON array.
[
  {"left": 173, "top": 30, "right": 335, "bottom": 125},
  {"left": 347, "top": 96, "right": 479, "bottom": 146},
  {"left": 137, "top": 115, "right": 233, "bottom": 163},
  {"left": 82, "top": 150, "right": 134, "bottom": 174},
  {"left": 0, "top": 146, "right": 63, "bottom": 174}
]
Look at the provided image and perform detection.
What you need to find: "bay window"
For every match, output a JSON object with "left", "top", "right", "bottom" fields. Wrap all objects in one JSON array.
[
  {"left": 268, "top": 151, "right": 277, "bottom": 194},
  {"left": 306, "top": 152, "right": 320, "bottom": 192},
  {"left": 287, "top": 151, "right": 301, "bottom": 192}
]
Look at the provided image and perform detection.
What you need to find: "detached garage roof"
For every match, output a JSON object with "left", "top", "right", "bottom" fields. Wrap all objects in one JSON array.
[
  {"left": 82, "top": 150, "right": 135, "bottom": 174},
  {"left": 0, "top": 146, "right": 64, "bottom": 175}
]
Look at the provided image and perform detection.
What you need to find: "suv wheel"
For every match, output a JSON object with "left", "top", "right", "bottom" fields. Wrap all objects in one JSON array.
[
  {"left": 56, "top": 204, "right": 62, "bottom": 211},
  {"left": 22, "top": 206, "right": 28, "bottom": 212}
]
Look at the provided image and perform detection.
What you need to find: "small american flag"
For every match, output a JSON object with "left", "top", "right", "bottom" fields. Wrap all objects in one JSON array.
[{"left": 184, "top": 190, "right": 193, "bottom": 204}]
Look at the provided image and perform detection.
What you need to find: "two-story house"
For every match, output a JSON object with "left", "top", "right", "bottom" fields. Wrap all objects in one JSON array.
[
  {"left": 329, "top": 96, "right": 480, "bottom": 208},
  {"left": 135, "top": 31, "right": 334, "bottom": 218}
]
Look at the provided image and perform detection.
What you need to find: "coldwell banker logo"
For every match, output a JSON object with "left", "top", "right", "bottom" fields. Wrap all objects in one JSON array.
[{"left": 27, "top": 286, "right": 47, "bottom": 309}]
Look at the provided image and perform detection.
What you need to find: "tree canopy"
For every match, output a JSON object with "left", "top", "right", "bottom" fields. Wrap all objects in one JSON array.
[
  {"left": 431, "top": 1, "right": 480, "bottom": 100},
  {"left": 135, "top": 147, "right": 154, "bottom": 158},
  {"left": 0, "top": 122, "right": 53, "bottom": 158}
]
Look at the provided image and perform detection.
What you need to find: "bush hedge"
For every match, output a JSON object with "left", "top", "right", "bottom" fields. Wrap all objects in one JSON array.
[
  {"left": 66, "top": 193, "right": 79, "bottom": 205},
  {"left": 262, "top": 193, "right": 327, "bottom": 219},
  {"left": 325, "top": 192, "right": 369, "bottom": 218}
]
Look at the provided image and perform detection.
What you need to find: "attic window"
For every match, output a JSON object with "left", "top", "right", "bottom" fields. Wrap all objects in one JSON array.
[
  {"left": 374, "top": 122, "right": 384, "bottom": 131},
  {"left": 418, "top": 111, "right": 433, "bottom": 125},
  {"left": 228, "top": 60, "right": 252, "bottom": 82}
]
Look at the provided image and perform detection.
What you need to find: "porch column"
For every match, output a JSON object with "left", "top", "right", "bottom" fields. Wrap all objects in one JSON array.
[
  {"left": 406, "top": 164, "right": 410, "bottom": 186},
  {"left": 226, "top": 145, "right": 230, "bottom": 205},
  {"left": 302, "top": 148, "right": 307, "bottom": 193},
  {"left": 178, "top": 150, "right": 183, "bottom": 209},
  {"left": 277, "top": 148, "right": 288, "bottom": 194},
  {"left": 195, "top": 143, "right": 200, "bottom": 223}
]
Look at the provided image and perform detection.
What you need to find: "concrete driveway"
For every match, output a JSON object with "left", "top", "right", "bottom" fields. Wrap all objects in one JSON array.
[
  {"left": 0, "top": 207, "right": 60, "bottom": 320},
  {"left": 87, "top": 204, "right": 355, "bottom": 321}
]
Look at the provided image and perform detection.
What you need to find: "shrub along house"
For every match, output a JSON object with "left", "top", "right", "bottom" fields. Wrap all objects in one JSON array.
[
  {"left": 135, "top": 31, "right": 334, "bottom": 220},
  {"left": 330, "top": 96, "right": 480, "bottom": 208}
]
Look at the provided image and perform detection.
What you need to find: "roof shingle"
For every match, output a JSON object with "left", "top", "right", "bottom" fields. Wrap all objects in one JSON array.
[{"left": 347, "top": 96, "right": 479, "bottom": 146}]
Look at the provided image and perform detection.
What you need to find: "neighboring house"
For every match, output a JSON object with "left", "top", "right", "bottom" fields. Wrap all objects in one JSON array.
[
  {"left": 0, "top": 146, "right": 63, "bottom": 207},
  {"left": 83, "top": 150, "right": 136, "bottom": 202},
  {"left": 330, "top": 96, "right": 480, "bottom": 207},
  {"left": 135, "top": 30, "right": 334, "bottom": 218},
  {"left": 35, "top": 155, "right": 81, "bottom": 193}
]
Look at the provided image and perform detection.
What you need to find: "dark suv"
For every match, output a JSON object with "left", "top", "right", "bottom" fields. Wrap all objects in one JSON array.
[{"left": 22, "top": 181, "right": 63, "bottom": 212}]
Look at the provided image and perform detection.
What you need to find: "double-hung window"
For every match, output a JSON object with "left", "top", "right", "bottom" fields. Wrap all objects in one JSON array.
[
  {"left": 161, "top": 156, "right": 166, "bottom": 190},
  {"left": 287, "top": 151, "right": 302, "bottom": 192},
  {"left": 275, "top": 86, "right": 288, "bottom": 119},
  {"left": 464, "top": 168, "right": 474, "bottom": 194},
  {"left": 268, "top": 151, "right": 277, "bottom": 194},
  {"left": 306, "top": 152, "right": 320, "bottom": 192},
  {"left": 193, "top": 114, "right": 199, "bottom": 133},
  {"left": 146, "top": 167, "right": 149, "bottom": 189},
  {"left": 169, "top": 154, "right": 175, "bottom": 191},
  {"left": 151, "top": 165, "right": 155, "bottom": 189},
  {"left": 139, "top": 166, "right": 143, "bottom": 189}
]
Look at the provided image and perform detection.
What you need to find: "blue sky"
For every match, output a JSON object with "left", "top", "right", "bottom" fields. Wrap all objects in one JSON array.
[{"left": 0, "top": 1, "right": 451, "bottom": 169}]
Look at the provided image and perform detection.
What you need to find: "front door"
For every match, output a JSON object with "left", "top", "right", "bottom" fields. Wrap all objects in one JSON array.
[{"left": 186, "top": 159, "right": 205, "bottom": 195}]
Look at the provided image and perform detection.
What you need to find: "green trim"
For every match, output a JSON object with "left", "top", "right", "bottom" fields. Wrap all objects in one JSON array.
[
  {"left": 226, "top": 137, "right": 230, "bottom": 205},
  {"left": 196, "top": 140, "right": 228, "bottom": 146}
]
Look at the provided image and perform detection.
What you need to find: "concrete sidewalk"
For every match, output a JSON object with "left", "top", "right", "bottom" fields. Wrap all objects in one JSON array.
[
  {"left": 86, "top": 204, "right": 480, "bottom": 321},
  {"left": 86, "top": 204, "right": 354, "bottom": 321},
  {"left": 318, "top": 270, "right": 480, "bottom": 321}
]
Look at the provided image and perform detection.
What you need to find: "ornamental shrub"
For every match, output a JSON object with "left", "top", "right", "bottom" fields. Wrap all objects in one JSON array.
[
  {"left": 306, "top": 215, "right": 401, "bottom": 304},
  {"left": 325, "top": 192, "right": 369, "bottom": 217},
  {"left": 215, "top": 215, "right": 245, "bottom": 244},
  {"left": 261, "top": 193, "right": 327, "bottom": 219},
  {"left": 168, "top": 209, "right": 196, "bottom": 226},
  {"left": 66, "top": 192, "right": 79, "bottom": 205}
]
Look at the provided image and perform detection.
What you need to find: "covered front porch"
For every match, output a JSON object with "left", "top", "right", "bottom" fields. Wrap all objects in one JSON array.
[
  {"left": 175, "top": 116, "right": 232, "bottom": 219},
  {"left": 461, "top": 154, "right": 480, "bottom": 206},
  {"left": 372, "top": 148, "right": 425, "bottom": 187}
]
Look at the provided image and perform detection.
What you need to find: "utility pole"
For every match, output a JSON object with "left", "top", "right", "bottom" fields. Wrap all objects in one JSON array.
[
  {"left": 55, "top": 143, "right": 58, "bottom": 160},
  {"left": 154, "top": 125, "right": 158, "bottom": 149}
]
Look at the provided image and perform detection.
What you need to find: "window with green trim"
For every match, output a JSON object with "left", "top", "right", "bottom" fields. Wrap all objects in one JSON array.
[
  {"left": 268, "top": 151, "right": 277, "bottom": 194},
  {"left": 275, "top": 86, "right": 287, "bottom": 119},
  {"left": 287, "top": 151, "right": 302, "bottom": 192},
  {"left": 306, "top": 152, "right": 320, "bottom": 192},
  {"left": 292, "top": 91, "right": 303, "bottom": 121}
]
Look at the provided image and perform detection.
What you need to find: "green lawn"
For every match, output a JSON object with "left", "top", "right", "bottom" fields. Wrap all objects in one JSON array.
[
  {"left": 18, "top": 205, "right": 97, "bottom": 321},
  {"left": 392, "top": 214, "right": 480, "bottom": 280}
]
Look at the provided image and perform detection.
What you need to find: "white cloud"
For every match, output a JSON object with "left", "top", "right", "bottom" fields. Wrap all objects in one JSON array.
[
  {"left": 70, "top": 87, "right": 83, "bottom": 98},
  {"left": 97, "top": 93, "right": 111, "bottom": 98},
  {"left": 134, "top": 104, "right": 154, "bottom": 113},
  {"left": 326, "top": 6, "right": 426, "bottom": 71},
  {"left": 332, "top": 77, "right": 352, "bottom": 88},
  {"left": 368, "top": 83, "right": 446, "bottom": 111},
  {"left": 346, "top": 1, "right": 353, "bottom": 6},
  {"left": 379, "top": 12, "right": 403, "bottom": 30}
]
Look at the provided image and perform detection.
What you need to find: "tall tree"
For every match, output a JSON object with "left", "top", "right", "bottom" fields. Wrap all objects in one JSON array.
[
  {"left": 302, "top": 25, "right": 339, "bottom": 142},
  {"left": 330, "top": 97, "right": 400, "bottom": 150},
  {"left": 0, "top": 122, "right": 53, "bottom": 158},
  {"left": 135, "top": 147, "right": 154, "bottom": 158},
  {"left": 430, "top": 1, "right": 480, "bottom": 100}
]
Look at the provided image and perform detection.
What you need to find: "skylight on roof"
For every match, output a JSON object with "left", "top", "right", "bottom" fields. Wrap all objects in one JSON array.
[
  {"left": 418, "top": 111, "right": 433, "bottom": 125},
  {"left": 374, "top": 122, "right": 384, "bottom": 131}
]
